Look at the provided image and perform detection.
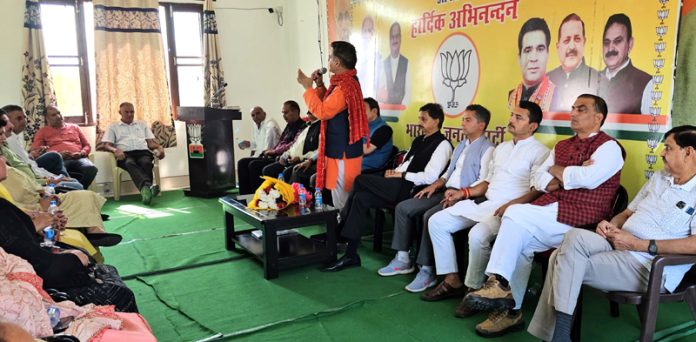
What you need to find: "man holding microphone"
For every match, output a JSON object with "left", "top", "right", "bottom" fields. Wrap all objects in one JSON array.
[{"left": 297, "top": 41, "right": 369, "bottom": 209}]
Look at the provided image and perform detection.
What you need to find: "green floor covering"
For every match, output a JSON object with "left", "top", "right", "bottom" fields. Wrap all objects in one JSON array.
[{"left": 101, "top": 190, "right": 695, "bottom": 341}]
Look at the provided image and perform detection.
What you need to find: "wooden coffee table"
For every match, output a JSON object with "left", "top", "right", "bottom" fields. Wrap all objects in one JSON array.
[{"left": 220, "top": 194, "right": 338, "bottom": 279}]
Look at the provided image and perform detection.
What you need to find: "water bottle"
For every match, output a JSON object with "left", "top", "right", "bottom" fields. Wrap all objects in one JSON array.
[
  {"left": 299, "top": 189, "right": 307, "bottom": 209},
  {"left": 43, "top": 226, "right": 55, "bottom": 248},
  {"left": 45, "top": 183, "right": 56, "bottom": 196},
  {"left": 315, "top": 187, "right": 323, "bottom": 209},
  {"left": 48, "top": 200, "right": 59, "bottom": 216},
  {"left": 47, "top": 306, "right": 61, "bottom": 328},
  {"left": 278, "top": 173, "right": 285, "bottom": 182}
]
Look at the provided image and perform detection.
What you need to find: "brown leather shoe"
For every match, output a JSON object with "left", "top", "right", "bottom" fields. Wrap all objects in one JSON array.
[
  {"left": 475, "top": 310, "right": 524, "bottom": 337},
  {"left": 454, "top": 297, "right": 480, "bottom": 318},
  {"left": 463, "top": 275, "right": 515, "bottom": 311},
  {"left": 420, "top": 281, "right": 466, "bottom": 302}
]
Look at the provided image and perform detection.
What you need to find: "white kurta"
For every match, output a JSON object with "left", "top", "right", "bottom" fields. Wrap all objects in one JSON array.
[{"left": 446, "top": 136, "right": 549, "bottom": 222}]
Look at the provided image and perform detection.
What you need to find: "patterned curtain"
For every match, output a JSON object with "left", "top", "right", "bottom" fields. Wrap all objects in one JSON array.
[
  {"left": 21, "top": 0, "right": 57, "bottom": 147},
  {"left": 93, "top": 0, "right": 176, "bottom": 147},
  {"left": 203, "top": 0, "right": 226, "bottom": 108}
]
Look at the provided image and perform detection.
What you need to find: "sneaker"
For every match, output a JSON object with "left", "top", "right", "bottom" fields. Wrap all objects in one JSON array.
[
  {"left": 405, "top": 268, "right": 437, "bottom": 293},
  {"left": 377, "top": 258, "right": 415, "bottom": 276},
  {"left": 475, "top": 310, "right": 524, "bottom": 337},
  {"left": 150, "top": 184, "right": 160, "bottom": 197},
  {"left": 140, "top": 186, "right": 152, "bottom": 205},
  {"left": 463, "top": 275, "right": 515, "bottom": 311}
]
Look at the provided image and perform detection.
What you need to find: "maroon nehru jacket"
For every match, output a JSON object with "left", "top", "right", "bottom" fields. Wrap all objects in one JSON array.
[{"left": 532, "top": 131, "right": 624, "bottom": 227}]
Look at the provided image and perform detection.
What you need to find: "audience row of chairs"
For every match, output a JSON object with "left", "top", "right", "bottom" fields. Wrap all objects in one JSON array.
[{"left": 364, "top": 147, "right": 696, "bottom": 341}]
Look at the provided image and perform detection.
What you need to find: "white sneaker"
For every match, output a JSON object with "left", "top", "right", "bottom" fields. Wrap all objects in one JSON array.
[
  {"left": 377, "top": 258, "right": 415, "bottom": 276},
  {"left": 405, "top": 268, "right": 437, "bottom": 292}
]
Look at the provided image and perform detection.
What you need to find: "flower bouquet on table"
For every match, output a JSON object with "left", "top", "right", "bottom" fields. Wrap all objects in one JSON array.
[{"left": 247, "top": 176, "right": 295, "bottom": 210}]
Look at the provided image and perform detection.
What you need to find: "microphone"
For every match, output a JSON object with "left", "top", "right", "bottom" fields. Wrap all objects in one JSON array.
[{"left": 317, "top": 67, "right": 327, "bottom": 75}]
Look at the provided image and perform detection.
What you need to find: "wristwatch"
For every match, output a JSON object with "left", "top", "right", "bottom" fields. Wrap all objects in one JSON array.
[{"left": 648, "top": 239, "right": 658, "bottom": 256}]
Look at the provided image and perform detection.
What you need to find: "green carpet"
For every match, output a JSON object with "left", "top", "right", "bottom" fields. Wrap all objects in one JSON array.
[{"left": 102, "top": 191, "right": 695, "bottom": 341}]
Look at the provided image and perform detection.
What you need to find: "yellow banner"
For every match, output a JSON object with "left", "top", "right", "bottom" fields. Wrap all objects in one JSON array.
[{"left": 327, "top": 0, "right": 680, "bottom": 195}]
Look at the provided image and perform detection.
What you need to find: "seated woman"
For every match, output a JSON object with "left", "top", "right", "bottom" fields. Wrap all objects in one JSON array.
[
  {"left": 2, "top": 165, "right": 108, "bottom": 234},
  {"left": 0, "top": 173, "right": 137, "bottom": 312},
  {"left": 1, "top": 247, "right": 154, "bottom": 341}
]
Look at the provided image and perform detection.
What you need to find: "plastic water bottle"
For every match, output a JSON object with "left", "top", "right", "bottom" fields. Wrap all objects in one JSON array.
[
  {"left": 298, "top": 189, "right": 307, "bottom": 209},
  {"left": 315, "top": 187, "right": 323, "bottom": 209},
  {"left": 278, "top": 173, "right": 285, "bottom": 182},
  {"left": 48, "top": 200, "right": 59, "bottom": 216},
  {"left": 43, "top": 226, "right": 55, "bottom": 248},
  {"left": 47, "top": 306, "right": 61, "bottom": 327},
  {"left": 45, "top": 183, "right": 56, "bottom": 196}
]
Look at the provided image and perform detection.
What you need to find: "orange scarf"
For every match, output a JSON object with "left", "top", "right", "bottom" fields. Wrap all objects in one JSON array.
[{"left": 315, "top": 69, "right": 368, "bottom": 189}]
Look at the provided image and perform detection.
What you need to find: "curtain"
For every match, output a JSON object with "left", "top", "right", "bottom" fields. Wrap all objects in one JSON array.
[
  {"left": 673, "top": 0, "right": 696, "bottom": 126},
  {"left": 203, "top": 0, "right": 226, "bottom": 108},
  {"left": 93, "top": 0, "right": 176, "bottom": 147},
  {"left": 21, "top": 0, "right": 57, "bottom": 147}
]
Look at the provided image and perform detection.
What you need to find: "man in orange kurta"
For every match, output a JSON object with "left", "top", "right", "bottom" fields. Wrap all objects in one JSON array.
[{"left": 297, "top": 41, "right": 369, "bottom": 209}]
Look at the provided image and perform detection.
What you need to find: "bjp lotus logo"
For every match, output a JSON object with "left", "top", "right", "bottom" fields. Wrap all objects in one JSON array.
[
  {"left": 440, "top": 49, "right": 472, "bottom": 108},
  {"left": 432, "top": 33, "right": 480, "bottom": 117}
]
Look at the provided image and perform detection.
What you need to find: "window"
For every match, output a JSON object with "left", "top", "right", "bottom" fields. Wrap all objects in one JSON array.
[
  {"left": 38, "top": 1, "right": 204, "bottom": 124},
  {"left": 40, "top": 1, "right": 92, "bottom": 124},
  {"left": 161, "top": 4, "right": 205, "bottom": 111}
]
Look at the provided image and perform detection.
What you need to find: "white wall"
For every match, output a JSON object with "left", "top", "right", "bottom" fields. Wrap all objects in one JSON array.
[
  {"left": 0, "top": 0, "right": 329, "bottom": 194},
  {"left": 215, "top": 0, "right": 328, "bottom": 164}
]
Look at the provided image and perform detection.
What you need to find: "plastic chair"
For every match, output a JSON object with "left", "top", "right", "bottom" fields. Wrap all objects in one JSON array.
[
  {"left": 95, "top": 151, "right": 161, "bottom": 200},
  {"left": 606, "top": 256, "right": 696, "bottom": 342}
]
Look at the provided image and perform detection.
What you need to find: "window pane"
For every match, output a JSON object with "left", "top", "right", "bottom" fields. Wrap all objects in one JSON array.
[
  {"left": 177, "top": 66, "right": 204, "bottom": 107},
  {"left": 173, "top": 11, "right": 202, "bottom": 57},
  {"left": 176, "top": 57, "right": 202, "bottom": 66},
  {"left": 40, "top": 4, "right": 78, "bottom": 56},
  {"left": 84, "top": 2, "right": 97, "bottom": 118},
  {"left": 51, "top": 66, "right": 83, "bottom": 118},
  {"left": 47, "top": 56, "right": 80, "bottom": 66},
  {"left": 159, "top": 6, "right": 171, "bottom": 78}
]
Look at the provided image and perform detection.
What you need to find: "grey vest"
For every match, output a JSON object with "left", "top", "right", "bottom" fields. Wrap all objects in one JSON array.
[{"left": 443, "top": 136, "right": 494, "bottom": 188}]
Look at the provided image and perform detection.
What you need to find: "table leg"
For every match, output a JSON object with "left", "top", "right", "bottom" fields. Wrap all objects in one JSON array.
[
  {"left": 224, "top": 210, "right": 236, "bottom": 251},
  {"left": 263, "top": 225, "right": 279, "bottom": 279}
]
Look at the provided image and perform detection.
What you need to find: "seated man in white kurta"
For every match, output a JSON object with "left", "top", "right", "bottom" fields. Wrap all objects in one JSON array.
[
  {"left": 528, "top": 125, "right": 696, "bottom": 342},
  {"left": 462, "top": 94, "right": 624, "bottom": 337},
  {"left": 420, "top": 102, "right": 549, "bottom": 328}
]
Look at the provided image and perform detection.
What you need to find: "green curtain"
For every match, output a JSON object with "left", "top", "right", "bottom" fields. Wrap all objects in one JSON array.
[{"left": 672, "top": 4, "right": 696, "bottom": 126}]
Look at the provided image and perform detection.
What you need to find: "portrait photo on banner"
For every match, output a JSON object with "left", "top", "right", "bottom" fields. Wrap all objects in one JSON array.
[{"left": 326, "top": 0, "right": 679, "bottom": 142}]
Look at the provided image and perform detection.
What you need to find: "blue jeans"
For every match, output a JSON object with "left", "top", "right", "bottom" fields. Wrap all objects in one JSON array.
[{"left": 35, "top": 152, "right": 69, "bottom": 177}]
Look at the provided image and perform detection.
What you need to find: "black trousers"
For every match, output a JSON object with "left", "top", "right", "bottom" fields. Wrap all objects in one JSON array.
[
  {"left": 262, "top": 161, "right": 297, "bottom": 181},
  {"left": 291, "top": 163, "right": 317, "bottom": 189},
  {"left": 117, "top": 150, "right": 154, "bottom": 189},
  {"left": 339, "top": 174, "right": 414, "bottom": 241},
  {"left": 237, "top": 157, "right": 275, "bottom": 194}
]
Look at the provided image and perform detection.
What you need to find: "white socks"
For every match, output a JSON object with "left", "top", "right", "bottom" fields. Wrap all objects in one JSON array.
[{"left": 396, "top": 251, "right": 410, "bottom": 263}]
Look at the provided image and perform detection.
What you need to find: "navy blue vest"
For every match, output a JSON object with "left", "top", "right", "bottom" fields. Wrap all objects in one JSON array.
[{"left": 324, "top": 84, "right": 363, "bottom": 159}]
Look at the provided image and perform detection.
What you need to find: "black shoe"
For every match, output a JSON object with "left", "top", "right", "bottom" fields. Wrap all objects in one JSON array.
[
  {"left": 321, "top": 254, "right": 361, "bottom": 272},
  {"left": 85, "top": 233, "right": 123, "bottom": 247},
  {"left": 100, "top": 214, "right": 110, "bottom": 221}
]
